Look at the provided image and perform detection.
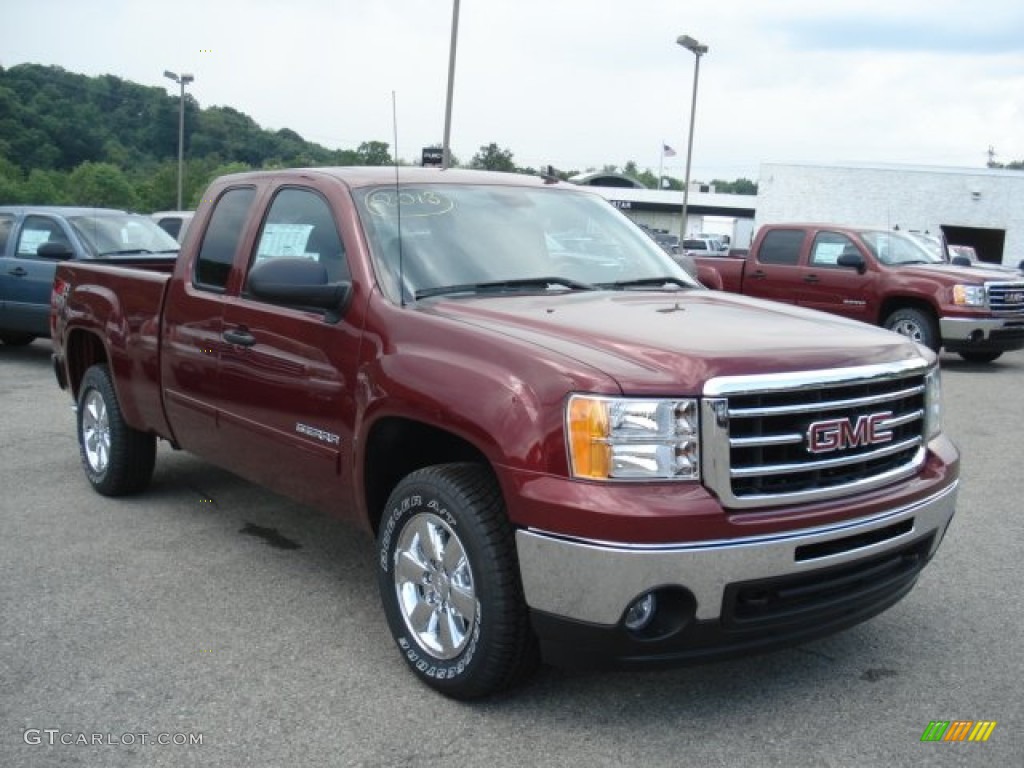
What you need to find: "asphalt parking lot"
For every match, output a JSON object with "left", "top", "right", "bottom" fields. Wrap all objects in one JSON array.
[{"left": 2, "top": 339, "right": 1021, "bottom": 767}]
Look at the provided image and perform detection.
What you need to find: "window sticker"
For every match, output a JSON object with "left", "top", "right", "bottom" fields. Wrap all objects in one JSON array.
[
  {"left": 18, "top": 229, "right": 51, "bottom": 255},
  {"left": 257, "top": 223, "right": 315, "bottom": 260}
]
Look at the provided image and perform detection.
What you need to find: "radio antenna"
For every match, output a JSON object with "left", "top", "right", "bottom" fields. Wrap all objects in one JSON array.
[{"left": 391, "top": 90, "right": 406, "bottom": 306}]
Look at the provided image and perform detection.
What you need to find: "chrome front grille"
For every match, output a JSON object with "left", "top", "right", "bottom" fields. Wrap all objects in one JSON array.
[
  {"left": 702, "top": 360, "right": 929, "bottom": 509},
  {"left": 987, "top": 281, "right": 1024, "bottom": 313}
]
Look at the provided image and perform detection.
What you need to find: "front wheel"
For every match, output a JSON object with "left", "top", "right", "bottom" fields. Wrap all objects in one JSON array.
[
  {"left": 377, "top": 463, "right": 538, "bottom": 699},
  {"left": 883, "top": 308, "right": 940, "bottom": 352},
  {"left": 958, "top": 350, "right": 1002, "bottom": 363},
  {"left": 77, "top": 364, "right": 156, "bottom": 496}
]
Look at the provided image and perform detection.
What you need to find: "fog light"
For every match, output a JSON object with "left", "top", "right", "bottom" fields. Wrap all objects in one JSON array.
[{"left": 624, "top": 593, "right": 657, "bottom": 632}]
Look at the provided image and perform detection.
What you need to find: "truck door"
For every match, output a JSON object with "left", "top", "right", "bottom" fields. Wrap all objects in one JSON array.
[
  {"left": 743, "top": 228, "right": 806, "bottom": 304},
  {"left": 161, "top": 186, "right": 259, "bottom": 457},
  {"left": 217, "top": 185, "right": 360, "bottom": 514},
  {"left": 0, "top": 214, "right": 73, "bottom": 337},
  {"left": 796, "top": 230, "right": 877, "bottom": 321}
]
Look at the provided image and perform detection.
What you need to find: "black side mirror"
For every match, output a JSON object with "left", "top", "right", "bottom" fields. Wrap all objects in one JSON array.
[
  {"left": 950, "top": 255, "right": 972, "bottom": 267},
  {"left": 36, "top": 241, "right": 75, "bottom": 260},
  {"left": 836, "top": 251, "right": 866, "bottom": 274},
  {"left": 247, "top": 258, "right": 351, "bottom": 319}
]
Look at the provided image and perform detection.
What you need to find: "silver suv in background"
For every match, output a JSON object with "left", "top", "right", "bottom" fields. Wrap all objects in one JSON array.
[{"left": 150, "top": 210, "right": 194, "bottom": 243}]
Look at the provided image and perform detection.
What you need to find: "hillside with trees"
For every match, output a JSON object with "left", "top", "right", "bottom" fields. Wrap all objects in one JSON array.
[{"left": 0, "top": 62, "right": 760, "bottom": 210}]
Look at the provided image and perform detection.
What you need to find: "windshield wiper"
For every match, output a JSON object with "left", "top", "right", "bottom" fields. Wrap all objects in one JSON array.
[
  {"left": 415, "top": 277, "right": 596, "bottom": 300},
  {"left": 97, "top": 248, "right": 156, "bottom": 256},
  {"left": 599, "top": 276, "right": 693, "bottom": 290}
]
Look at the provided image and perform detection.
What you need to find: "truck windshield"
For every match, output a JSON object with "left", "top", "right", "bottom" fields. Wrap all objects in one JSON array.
[
  {"left": 859, "top": 231, "right": 945, "bottom": 266},
  {"left": 69, "top": 214, "right": 180, "bottom": 257},
  {"left": 353, "top": 184, "right": 698, "bottom": 302}
]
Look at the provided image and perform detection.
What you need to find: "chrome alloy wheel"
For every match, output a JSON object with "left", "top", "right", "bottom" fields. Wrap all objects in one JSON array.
[
  {"left": 393, "top": 512, "right": 478, "bottom": 660},
  {"left": 81, "top": 389, "right": 111, "bottom": 474},
  {"left": 889, "top": 317, "right": 925, "bottom": 342}
]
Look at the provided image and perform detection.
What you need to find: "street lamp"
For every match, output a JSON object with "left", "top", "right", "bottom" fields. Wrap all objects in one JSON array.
[
  {"left": 441, "top": 0, "right": 461, "bottom": 169},
  {"left": 164, "top": 70, "right": 195, "bottom": 210},
  {"left": 676, "top": 34, "right": 708, "bottom": 241}
]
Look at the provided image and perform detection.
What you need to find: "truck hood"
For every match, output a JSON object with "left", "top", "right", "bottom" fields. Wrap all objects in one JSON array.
[
  {"left": 423, "top": 289, "right": 925, "bottom": 394},
  {"left": 897, "top": 263, "right": 1024, "bottom": 283}
]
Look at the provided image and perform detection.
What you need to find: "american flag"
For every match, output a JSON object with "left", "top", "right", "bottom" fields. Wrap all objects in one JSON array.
[{"left": 663, "top": 144, "right": 677, "bottom": 157}]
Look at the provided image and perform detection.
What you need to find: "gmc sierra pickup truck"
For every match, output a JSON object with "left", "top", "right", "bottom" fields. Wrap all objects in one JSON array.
[
  {"left": 51, "top": 168, "right": 959, "bottom": 699},
  {"left": 0, "top": 206, "right": 179, "bottom": 346},
  {"left": 692, "top": 223, "right": 1024, "bottom": 363}
]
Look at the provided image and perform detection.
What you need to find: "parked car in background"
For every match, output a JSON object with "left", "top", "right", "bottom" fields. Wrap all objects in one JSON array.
[
  {"left": 0, "top": 206, "right": 179, "bottom": 345},
  {"left": 692, "top": 222, "right": 1024, "bottom": 363},
  {"left": 682, "top": 237, "right": 727, "bottom": 257},
  {"left": 150, "top": 210, "right": 195, "bottom": 243}
]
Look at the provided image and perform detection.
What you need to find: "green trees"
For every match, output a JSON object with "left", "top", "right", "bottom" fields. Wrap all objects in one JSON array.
[
  {"left": 471, "top": 143, "right": 516, "bottom": 172},
  {"left": 0, "top": 62, "right": 773, "bottom": 208}
]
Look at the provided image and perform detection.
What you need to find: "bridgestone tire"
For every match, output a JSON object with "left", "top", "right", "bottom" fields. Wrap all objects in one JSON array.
[
  {"left": 77, "top": 364, "right": 156, "bottom": 496},
  {"left": 377, "top": 463, "right": 538, "bottom": 699},
  {"left": 958, "top": 350, "right": 1002, "bottom": 364},
  {"left": 0, "top": 332, "right": 35, "bottom": 346},
  {"left": 883, "top": 308, "right": 940, "bottom": 352}
]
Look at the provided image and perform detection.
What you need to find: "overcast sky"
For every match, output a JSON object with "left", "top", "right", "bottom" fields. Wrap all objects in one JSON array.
[{"left": 2, "top": 0, "right": 1022, "bottom": 181}]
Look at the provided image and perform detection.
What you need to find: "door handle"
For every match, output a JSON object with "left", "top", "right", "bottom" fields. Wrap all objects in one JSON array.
[
  {"left": 8, "top": 267, "right": 28, "bottom": 277},
  {"left": 749, "top": 270, "right": 766, "bottom": 279},
  {"left": 222, "top": 328, "right": 256, "bottom": 347},
  {"left": 803, "top": 274, "right": 820, "bottom": 283}
]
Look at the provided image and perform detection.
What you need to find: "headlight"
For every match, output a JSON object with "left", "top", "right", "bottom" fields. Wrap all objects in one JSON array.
[
  {"left": 566, "top": 395, "right": 700, "bottom": 480},
  {"left": 952, "top": 284, "right": 986, "bottom": 307},
  {"left": 923, "top": 366, "right": 942, "bottom": 441}
]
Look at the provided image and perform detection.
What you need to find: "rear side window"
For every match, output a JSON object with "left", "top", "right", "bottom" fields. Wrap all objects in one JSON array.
[
  {"left": 195, "top": 187, "right": 256, "bottom": 290},
  {"left": 757, "top": 229, "right": 804, "bottom": 265},
  {"left": 157, "top": 218, "right": 182, "bottom": 239}
]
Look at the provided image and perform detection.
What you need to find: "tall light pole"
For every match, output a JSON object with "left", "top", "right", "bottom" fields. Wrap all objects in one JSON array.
[
  {"left": 676, "top": 35, "right": 707, "bottom": 241},
  {"left": 441, "top": 0, "right": 460, "bottom": 169},
  {"left": 164, "top": 70, "right": 194, "bottom": 210}
]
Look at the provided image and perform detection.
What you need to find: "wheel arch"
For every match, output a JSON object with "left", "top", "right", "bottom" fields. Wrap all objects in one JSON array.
[
  {"left": 362, "top": 416, "right": 494, "bottom": 536},
  {"left": 64, "top": 329, "right": 110, "bottom": 401}
]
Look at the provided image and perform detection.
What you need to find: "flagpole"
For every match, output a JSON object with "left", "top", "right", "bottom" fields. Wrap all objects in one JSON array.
[{"left": 658, "top": 142, "right": 665, "bottom": 189}]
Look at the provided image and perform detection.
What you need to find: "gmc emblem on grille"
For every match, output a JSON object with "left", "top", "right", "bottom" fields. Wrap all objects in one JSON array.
[
  {"left": 806, "top": 412, "right": 894, "bottom": 454},
  {"left": 1006, "top": 291, "right": 1024, "bottom": 303}
]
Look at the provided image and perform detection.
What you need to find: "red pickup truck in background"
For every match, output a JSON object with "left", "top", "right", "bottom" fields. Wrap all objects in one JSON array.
[
  {"left": 51, "top": 169, "right": 959, "bottom": 698},
  {"left": 692, "top": 223, "right": 1024, "bottom": 363}
]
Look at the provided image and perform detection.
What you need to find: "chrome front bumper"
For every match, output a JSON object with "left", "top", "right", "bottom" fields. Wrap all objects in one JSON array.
[
  {"left": 940, "top": 315, "right": 1024, "bottom": 343},
  {"left": 516, "top": 480, "right": 957, "bottom": 626}
]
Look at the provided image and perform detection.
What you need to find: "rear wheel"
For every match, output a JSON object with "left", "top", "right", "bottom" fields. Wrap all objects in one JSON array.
[
  {"left": 958, "top": 350, "right": 1002, "bottom": 363},
  {"left": 377, "top": 463, "right": 538, "bottom": 699},
  {"left": 77, "top": 364, "right": 156, "bottom": 496},
  {"left": 883, "top": 308, "right": 940, "bottom": 352},
  {"left": 0, "top": 332, "right": 35, "bottom": 346}
]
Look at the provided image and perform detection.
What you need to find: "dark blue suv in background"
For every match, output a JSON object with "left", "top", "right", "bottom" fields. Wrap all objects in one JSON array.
[{"left": 0, "top": 207, "right": 179, "bottom": 345}]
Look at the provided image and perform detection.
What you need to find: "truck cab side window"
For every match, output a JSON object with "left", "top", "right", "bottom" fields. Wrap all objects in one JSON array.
[
  {"left": 195, "top": 187, "right": 256, "bottom": 291},
  {"left": 16, "top": 216, "right": 69, "bottom": 259},
  {"left": 246, "top": 188, "right": 348, "bottom": 294},
  {"left": 757, "top": 229, "right": 803, "bottom": 265},
  {"left": 810, "top": 232, "right": 857, "bottom": 267}
]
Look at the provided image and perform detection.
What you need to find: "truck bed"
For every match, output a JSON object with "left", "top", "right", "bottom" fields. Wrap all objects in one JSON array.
[{"left": 53, "top": 259, "right": 175, "bottom": 440}]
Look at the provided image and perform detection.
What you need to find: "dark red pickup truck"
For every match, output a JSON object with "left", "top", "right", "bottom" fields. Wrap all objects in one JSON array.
[
  {"left": 51, "top": 168, "right": 959, "bottom": 698},
  {"left": 693, "top": 223, "right": 1024, "bottom": 363}
]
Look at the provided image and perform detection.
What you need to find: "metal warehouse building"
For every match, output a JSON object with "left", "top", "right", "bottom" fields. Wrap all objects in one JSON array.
[{"left": 755, "top": 162, "right": 1024, "bottom": 267}]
